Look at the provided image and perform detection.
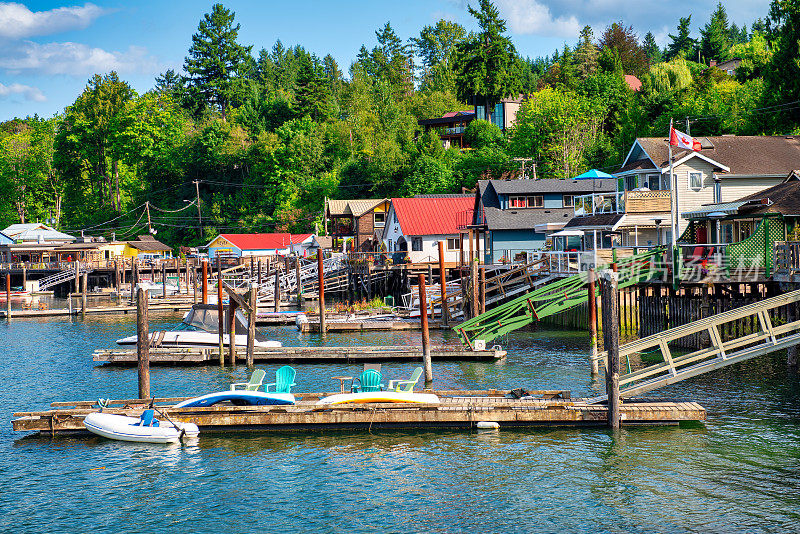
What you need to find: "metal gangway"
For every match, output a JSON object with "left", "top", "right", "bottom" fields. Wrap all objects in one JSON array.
[
  {"left": 37, "top": 264, "right": 93, "bottom": 291},
  {"left": 587, "top": 288, "right": 800, "bottom": 404}
]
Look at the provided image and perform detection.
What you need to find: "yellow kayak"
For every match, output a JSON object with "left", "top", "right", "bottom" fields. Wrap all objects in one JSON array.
[{"left": 316, "top": 391, "right": 440, "bottom": 405}]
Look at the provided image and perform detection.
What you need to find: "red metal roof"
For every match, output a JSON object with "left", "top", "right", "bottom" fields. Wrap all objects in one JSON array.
[
  {"left": 391, "top": 197, "right": 474, "bottom": 236},
  {"left": 219, "top": 233, "right": 312, "bottom": 251}
]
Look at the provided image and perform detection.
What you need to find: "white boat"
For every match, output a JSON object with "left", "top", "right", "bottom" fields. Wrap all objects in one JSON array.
[
  {"left": 83, "top": 412, "right": 199, "bottom": 444},
  {"left": 116, "top": 303, "right": 282, "bottom": 349},
  {"left": 316, "top": 391, "right": 440, "bottom": 405}
]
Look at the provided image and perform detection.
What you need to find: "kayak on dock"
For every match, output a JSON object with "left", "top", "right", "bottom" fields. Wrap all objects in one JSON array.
[
  {"left": 83, "top": 410, "right": 199, "bottom": 444},
  {"left": 174, "top": 390, "right": 295, "bottom": 408},
  {"left": 316, "top": 391, "right": 440, "bottom": 405}
]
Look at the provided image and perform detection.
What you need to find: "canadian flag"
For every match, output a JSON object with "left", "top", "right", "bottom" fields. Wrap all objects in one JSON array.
[{"left": 670, "top": 126, "right": 701, "bottom": 151}]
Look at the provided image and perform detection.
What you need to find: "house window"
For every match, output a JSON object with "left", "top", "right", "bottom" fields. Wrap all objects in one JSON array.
[
  {"left": 714, "top": 180, "right": 722, "bottom": 203},
  {"left": 689, "top": 172, "right": 703, "bottom": 190},
  {"left": 624, "top": 175, "right": 638, "bottom": 191},
  {"left": 646, "top": 174, "right": 661, "bottom": 190},
  {"left": 529, "top": 195, "right": 544, "bottom": 207},
  {"left": 563, "top": 195, "right": 574, "bottom": 207},
  {"left": 738, "top": 221, "right": 753, "bottom": 241},
  {"left": 509, "top": 196, "right": 527, "bottom": 208},
  {"left": 374, "top": 212, "right": 385, "bottom": 227},
  {"left": 446, "top": 237, "right": 460, "bottom": 251},
  {"left": 388, "top": 240, "right": 393, "bottom": 252},
  {"left": 722, "top": 223, "right": 734, "bottom": 243},
  {"left": 411, "top": 237, "right": 422, "bottom": 251}
]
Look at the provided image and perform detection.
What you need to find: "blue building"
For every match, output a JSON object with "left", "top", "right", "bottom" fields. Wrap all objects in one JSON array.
[{"left": 470, "top": 178, "right": 615, "bottom": 263}]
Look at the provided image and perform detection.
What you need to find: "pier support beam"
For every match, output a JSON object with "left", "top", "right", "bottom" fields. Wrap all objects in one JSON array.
[
  {"left": 317, "top": 253, "right": 326, "bottom": 334},
  {"left": 588, "top": 268, "right": 599, "bottom": 378},
  {"left": 5, "top": 272, "right": 10, "bottom": 319},
  {"left": 274, "top": 266, "right": 280, "bottom": 313},
  {"left": 788, "top": 297, "right": 799, "bottom": 373},
  {"left": 470, "top": 259, "right": 479, "bottom": 319},
  {"left": 418, "top": 273, "right": 433, "bottom": 385},
  {"left": 247, "top": 283, "right": 257, "bottom": 368},
  {"left": 600, "top": 270, "right": 620, "bottom": 429},
  {"left": 81, "top": 272, "right": 88, "bottom": 317},
  {"left": 217, "top": 260, "right": 224, "bottom": 367},
  {"left": 136, "top": 288, "right": 150, "bottom": 399},
  {"left": 201, "top": 259, "right": 208, "bottom": 305},
  {"left": 438, "top": 241, "right": 448, "bottom": 326}
]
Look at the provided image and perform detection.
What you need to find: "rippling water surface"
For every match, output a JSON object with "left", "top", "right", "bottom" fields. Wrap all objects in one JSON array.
[{"left": 1, "top": 310, "right": 799, "bottom": 533}]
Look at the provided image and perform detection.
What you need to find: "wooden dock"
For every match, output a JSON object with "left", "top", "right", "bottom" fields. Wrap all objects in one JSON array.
[
  {"left": 11, "top": 390, "right": 706, "bottom": 435},
  {"left": 92, "top": 345, "right": 507, "bottom": 365},
  {"left": 297, "top": 319, "right": 449, "bottom": 333},
  {"left": 0, "top": 302, "right": 195, "bottom": 318}
]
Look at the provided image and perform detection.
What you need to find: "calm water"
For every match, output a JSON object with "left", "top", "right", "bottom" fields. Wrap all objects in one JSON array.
[{"left": 1, "top": 311, "right": 799, "bottom": 533}]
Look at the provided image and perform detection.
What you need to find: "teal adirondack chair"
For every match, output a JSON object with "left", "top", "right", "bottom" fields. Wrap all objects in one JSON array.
[
  {"left": 231, "top": 369, "right": 266, "bottom": 391},
  {"left": 351, "top": 369, "right": 383, "bottom": 393},
  {"left": 265, "top": 366, "right": 296, "bottom": 393},
  {"left": 387, "top": 367, "right": 423, "bottom": 392}
]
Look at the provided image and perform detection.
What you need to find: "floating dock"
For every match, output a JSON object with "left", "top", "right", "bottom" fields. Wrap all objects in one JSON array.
[
  {"left": 1, "top": 302, "right": 195, "bottom": 318},
  {"left": 297, "top": 319, "right": 448, "bottom": 333},
  {"left": 93, "top": 345, "right": 507, "bottom": 365},
  {"left": 11, "top": 390, "right": 706, "bottom": 435}
]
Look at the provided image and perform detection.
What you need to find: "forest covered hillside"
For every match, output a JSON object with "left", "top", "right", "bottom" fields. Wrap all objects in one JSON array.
[{"left": 1, "top": 0, "right": 799, "bottom": 247}]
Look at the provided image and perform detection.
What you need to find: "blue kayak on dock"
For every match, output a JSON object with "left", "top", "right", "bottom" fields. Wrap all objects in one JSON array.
[{"left": 174, "top": 391, "right": 295, "bottom": 408}]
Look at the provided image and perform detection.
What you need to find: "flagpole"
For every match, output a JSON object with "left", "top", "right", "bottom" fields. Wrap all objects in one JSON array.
[{"left": 669, "top": 118, "right": 676, "bottom": 251}]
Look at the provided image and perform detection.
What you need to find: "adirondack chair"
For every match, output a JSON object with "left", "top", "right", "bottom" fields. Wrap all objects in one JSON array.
[
  {"left": 265, "top": 366, "right": 297, "bottom": 393},
  {"left": 230, "top": 369, "right": 266, "bottom": 391},
  {"left": 351, "top": 369, "right": 383, "bottom": 392},
  {"left": 387, "top": 367, "right": 423, "bottom": 392}
]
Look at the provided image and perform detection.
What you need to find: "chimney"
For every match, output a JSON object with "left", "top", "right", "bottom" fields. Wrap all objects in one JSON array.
[{"left": 709, "top": 59, "right": 717, "bottom": 67}]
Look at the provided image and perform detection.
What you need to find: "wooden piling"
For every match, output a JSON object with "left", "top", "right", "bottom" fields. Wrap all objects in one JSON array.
[
  {"left": 136, "top": 288, "right": 150, "bottom": 399},
  {"left": 600, "top": 270, "right": 620, "bottom": 429},
  {"left": 317, "top": 253, "right": 326, "bottom": 334},
  {"left": 257, "top": 260, "right": 262, "bottom": 287},
  {"left": 438, "top": 241, "right": 448, "bottom": 326},
  {"left": 5, "top": 273, "right": 10, "bottom": 319},
  {"left": 588, "top": 268, "right": 599, "bottom": 378},
  {"left": 202, "top": 259, "right": 208, "bottom": 304},
  {"left": 217, "top": 260, "right": 224, "bottom": 366},
  {"left": 468, "top": 229, "right": 474, "bottom": 263},
  {"left": 161, "top": 263, "right": 167, "bottom": 299},
  {"left": 295, "top": 257, "right": 302, "bottom": 301},
  {"left": 115, "top": 260, "right": 121, "bottom": 299},
  {"left": 81, "top": 272, "right": 88, "bottom": 316},
  {"left": 418, "top": 273, "right": 433, "bottom": 385},
  {"left": 247, "top": 283, "right": 257, "bottom": 368},
  {"left": 227, "top": 300, "right": 238, "bottom": 364},
  {"left": 470, "top": 260, "right": 479, "bottom": 318},
  {"left": 274, "top": 266, "right": 280, "bottom": 313},
  {"left": 479, "top": 267, "right": 486, "bottom": 315}
]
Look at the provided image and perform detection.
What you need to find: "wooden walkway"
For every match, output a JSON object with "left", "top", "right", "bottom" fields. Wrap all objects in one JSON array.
[
  {"left": 1, "top": 302, "right": 195, "bottom": 318},
  {"left": 93, "top": 345, "right": 507, "bottom": 365},
  {"left": 11, "top": 390, "right": 706, "bottom": 435}
]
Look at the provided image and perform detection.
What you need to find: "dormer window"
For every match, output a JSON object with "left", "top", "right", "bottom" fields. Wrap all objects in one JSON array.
[
  {"left": 563, "top": 195, "right": 574, "bottom": 207},
  {"left": 509, "top": 195, "right": 543, "bottom": 208}
]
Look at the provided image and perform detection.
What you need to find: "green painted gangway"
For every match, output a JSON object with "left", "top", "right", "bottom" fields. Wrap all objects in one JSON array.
[{"left": 454, "top": 248, "right": 665, "bottom": 347}]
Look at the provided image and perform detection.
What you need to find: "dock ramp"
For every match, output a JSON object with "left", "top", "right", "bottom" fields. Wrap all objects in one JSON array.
[
  {"left": 455, "top": 248, "right": 664, "bottom": 346},
  {"left": 588, "top": 288, "right": 800, "bottom": 403}
]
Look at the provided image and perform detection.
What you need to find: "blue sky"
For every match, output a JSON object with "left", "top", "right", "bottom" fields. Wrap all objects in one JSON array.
[{"left": 0, "top": 0, "right": 771, "bottom": 121}]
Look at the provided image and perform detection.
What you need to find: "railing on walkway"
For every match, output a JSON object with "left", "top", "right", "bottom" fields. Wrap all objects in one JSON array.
[{"left": 588, "top": 288, "right": 800, "bottom": 403}]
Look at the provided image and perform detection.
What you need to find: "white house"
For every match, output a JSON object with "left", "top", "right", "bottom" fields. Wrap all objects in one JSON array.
[{"left": 382, "top": 196, "right": 474, "bottom": 263}]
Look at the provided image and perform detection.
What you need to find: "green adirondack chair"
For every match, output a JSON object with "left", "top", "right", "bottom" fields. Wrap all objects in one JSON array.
[
  {"left": 351, "top": 369, "right": 383, "bottom": 392},
  {"left": 230, "top": 369, "right": 266, "bottom": 391},
  {"left": 387, "top": 367, "right": 423, "bottom": 392},
  {"left": 265, "top": 366, "right": 296, "bottom": 393}
]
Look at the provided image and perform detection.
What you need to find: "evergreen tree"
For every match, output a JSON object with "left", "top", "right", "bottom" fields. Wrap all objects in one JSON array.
[
  {"left": 295, "top": 52, "right": 333, "bottom": 121},
  {"left": 751, "top": 18, "right": 767, "bottom": 34},
  {"left": 574, "top": 26, "right": 599, "bottom": 79},
  {"left": 453, "top": 0, "right": 521, "bottom": 124},
  {"left": 643, "top": 31, "right": 662, "bottom": 63},
  {"left": 183, "top": 4, "right": 253, "bottom": 120},
  {"left": 765, "top": 0, "right": 800, "bottom": 125},
  {"left": 700, "top": 3, "right": 731, "bottom": 63},
  {"left": 413, "top": 19, "right": 467, "bottom": 91},
  {"left": 598, "top": 22, "right": 648, "bottom": 76},
  {"left": 667, "top": 16, "right": 698, "bottom": 60}
]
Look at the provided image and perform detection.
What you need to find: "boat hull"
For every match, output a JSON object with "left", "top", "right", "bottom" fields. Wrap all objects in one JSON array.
[
  {"left": 316, "top": 391, "right": 440, "bottom": 405},
  {"left": 116, "top": 331, "right": 281, "bottom": 349},
  {"left": 174, "top": 391, "right": 295, "bottom": 408},
  {"left": 83, "top": 412, "right": 199, "bottom": 444}
]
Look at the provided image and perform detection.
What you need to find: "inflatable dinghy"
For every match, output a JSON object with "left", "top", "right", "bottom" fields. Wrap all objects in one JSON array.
[{"left": 83, "top": 410, "right": 199, "bottom": 444}]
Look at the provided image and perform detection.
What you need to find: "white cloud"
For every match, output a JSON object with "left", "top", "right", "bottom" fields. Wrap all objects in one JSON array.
[
  {"left": 0, "top": 41, "right": 159, "bottom": 76},
  {"left": 495, "top": 0, "right": 581, "bottom": 38},
  {"left": 0, "top": 2, "right": 106, "bottom": 39},
  {"left": 0, "top": 82, "right": 45, "bottom": 102}
]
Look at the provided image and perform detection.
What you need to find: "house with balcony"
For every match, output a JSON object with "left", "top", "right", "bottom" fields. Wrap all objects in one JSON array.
[
  {"left": 206, "top": 233, "right": 317, "bottom": 259},
  {"left": 382, "top": 196, "right": 474, "bottom": 264},
  {"left": 466, "top": 178, "right": 615, "bottom": 263},
  {"left": 325, "top": 198, "right": 389, "bottom": 252},
  {"left": 418, "top": 111, "right": 475, "bottom": 149},
  {"left": 563, "top": 135, "right": 800, "bottom": 265}
]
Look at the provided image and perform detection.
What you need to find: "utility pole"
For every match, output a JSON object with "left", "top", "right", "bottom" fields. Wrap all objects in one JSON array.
[
  {"left": 145, "top": 201, "right": 152, "bottom": 233},
  {"left": 323, "top": 196, "right": 328, "bottom": 236},
  {"left": 194, "top": 180, "right": 203, "bottom": 238},
  {"left": 512, "top": 157, "right": 533, "bottom": 179}
]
